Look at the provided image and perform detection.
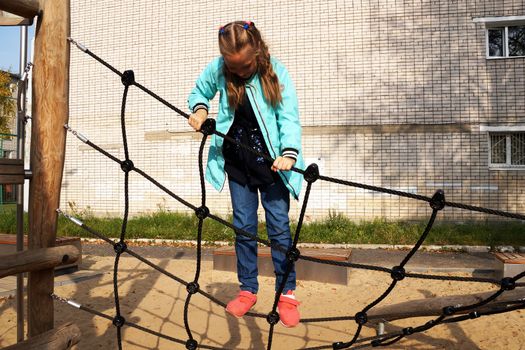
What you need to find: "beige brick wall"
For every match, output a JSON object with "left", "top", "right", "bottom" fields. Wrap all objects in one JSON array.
[{"left": 63, "top": 0, "right": 525, "bottom": 221}]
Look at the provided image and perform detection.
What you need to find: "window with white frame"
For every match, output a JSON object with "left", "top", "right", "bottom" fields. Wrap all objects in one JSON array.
[
  {"left": 474, "top": 16, "right": 525, "bottom": 58},
  {"left": 487, "top": 25, "right": 525, "bottom": 58},
  {"left": 489, "top": 132, "right": 525, "bottom": 167}
]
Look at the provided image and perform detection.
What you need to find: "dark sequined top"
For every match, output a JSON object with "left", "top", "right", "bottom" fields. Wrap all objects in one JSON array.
[{"left": 223, "top": 92, "right": 279, "bottom": 186}]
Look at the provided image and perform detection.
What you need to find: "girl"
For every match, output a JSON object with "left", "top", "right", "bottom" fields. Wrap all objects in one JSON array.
[{"left": 188, "top": 21, "right": 304, "bottom": 328}]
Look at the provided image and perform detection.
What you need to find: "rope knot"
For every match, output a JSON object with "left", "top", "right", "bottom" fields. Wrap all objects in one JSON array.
[
  {"left": 390, "top": 265, "right": 406, "bottom": 281},
  {"left": 266, "top": 311, "right": 280, "bottom": 325},
  {"left": 121, "top": 70, "right": 135, "bottom": 86},
  {"left": 354, "top": 311, "right": 368, "bottom": 325},
  {"left": 200, "top": 118, "right": 216, "bottom": 136},
  {"left": 304, "top": 163, "right": 320, "bottom": 183},
  {"left": 442, "top": 306, "right": 455, "bottom": 316},
  {"left": 429, "top": 189, "right": 445, "bottom": 210},
  {"left": 286, "top": 247, "right": 300, "bottom": 262},
  {"left": 501, "top": 277, "right": 516, "bottom": 291},
  {"left": 185, "top": 339, "right": 198, "bottom": 350},
  {"left": 403, "top": 326, "right": 414, "bottom": 335},
  {"left": 186, "top": 282, "right": 200, "bottom": 295},
  {"left": 120, "top": 159, "right": 135, "bottom": 173},
  {"left": 113, "top": 241, "right": 128, "bottom": 254},
  {"left": 112, "top": 315, "right": 126, "bottom": 327},
  {"left": 332, "top": 342, "right": 347, "bottom": 349},
  {"left": 195, "top": 206, "right": 210, "bottom": 220}
]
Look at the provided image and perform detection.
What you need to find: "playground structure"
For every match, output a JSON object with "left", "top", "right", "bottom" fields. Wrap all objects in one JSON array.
[
  {"left": 0, "top": 0, "right": 81, "bottom": 348},
  {"left": 55, "top": 37, "right": 525, "bottom": 346},
  {"left": 0, "top": 1, "right": 524, "bottom": 349}
]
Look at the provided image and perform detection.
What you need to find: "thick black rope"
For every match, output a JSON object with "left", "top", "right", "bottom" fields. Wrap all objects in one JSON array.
[
  {"left": 64, "top": 105, "right": 525, "bottom": 350},
  {"left": 371, "top": 271, "right": 525, "bottom": 347},
  {"left": 182, "top": 134, "right": 210, "bottom": 349},
  {"left": 268, "top": 182, "right": 314, "bottom": 349},
  {"left": 112, "top": 253, "right": 123, "bottom": 350},
  {"left": 51, "top": 294, "right": 225, "bottom": 350},
  {"left": 111, "top": 81, "right": 134, "bottom": 350},
  {"left": 330, "top": 208, "right": 440, "bottom": 347},
  {"left": 64, "top": 40, "right": 525, "bottom": 350},
  {"left": 300, "top": 300, "right": 525, "bottom": 350},
  {"left": 82, "top": 212, "right": 480, "bottom": 330}
]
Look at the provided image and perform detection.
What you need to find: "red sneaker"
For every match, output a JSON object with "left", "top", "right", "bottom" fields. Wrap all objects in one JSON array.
[
  {"left": 278, "top": 291, "right": 301, "bottom": 328},
  {"left": 226, "top": 291, "right": 257, "bottom": 318}
]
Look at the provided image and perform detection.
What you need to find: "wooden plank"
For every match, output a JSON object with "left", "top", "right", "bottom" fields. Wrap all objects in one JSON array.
[
  {"left": 0, "top": 0, "right": 39, "bottom": 19},
  {"left": 0, "top": 234, "right": 80, "bottom": 246},
  {"left": 0, "top": 159, "right": 24, "bottom": 166},
  {"left": 0, "top": 166, "right": 25, "bottom": 174},
  {"left": 213, "top": 246, "right": 352, "bottom": 262},
  {"left": 0, "top": 245, "right": 79, "bottom": 278},
  {"left": 494, "top": 252, "right": 525, "bottom": 264},
  {"left": 0, "top": 174, "right": 25, "bottom": 184},
  {"left": 213, "top": 247, "right": 351, "bottom": 285},
  {"left": 0, "top": 10, "right": 32, "bottom": 26},
  {"left": 3, "top": 322, "right": 81, "bottom": 350},
  {"left": 0, "top": 162, "right": 24, "bottom": 177},
  {"left": 27, "top": 0, "right": 70, "bottom": 337},
  {"left": 0, "top": 159, "right": 25, "bottom": 184}
]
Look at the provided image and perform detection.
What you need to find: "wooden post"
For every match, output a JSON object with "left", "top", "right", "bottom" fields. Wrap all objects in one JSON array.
[
  {"left": 27, "top": 0, "right": 70, "bottom": 337},
  {"left": 3, "top": 322, "right": 81, "bottom": 350},
  {"left": 0, "top": 0, "right": 39, "bottom": 19}
]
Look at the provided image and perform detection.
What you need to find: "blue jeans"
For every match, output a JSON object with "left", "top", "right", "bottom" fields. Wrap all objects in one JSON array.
[{"left": 229, "top": 178, "right": 296, "bottom": 294}]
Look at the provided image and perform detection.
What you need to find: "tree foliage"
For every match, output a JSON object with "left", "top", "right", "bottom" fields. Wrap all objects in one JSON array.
[{"left": 0, "top": 70, "right": 17, "bottom": 135}]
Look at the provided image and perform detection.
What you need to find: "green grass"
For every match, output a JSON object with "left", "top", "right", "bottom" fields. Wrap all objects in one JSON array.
[
  {"left": 0, "top": 204, "right": 18, "bottom": 232},
  {"left": 0, "top": 205, "right": 524, "bottom": 247},
  {"left": 290, "top": 212, "right": 525, "bottom": 247}
]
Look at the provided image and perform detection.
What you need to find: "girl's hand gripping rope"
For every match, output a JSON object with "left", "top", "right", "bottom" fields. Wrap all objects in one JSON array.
[
  {"left": 271, "top": 156, "right": 296, "bottom": 172},
  {"left": 188, "top": 109, "right": 208, "bottom": 131}
]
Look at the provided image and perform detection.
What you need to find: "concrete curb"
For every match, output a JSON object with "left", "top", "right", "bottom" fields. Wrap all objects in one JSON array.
[{"left": 80, "top": 238, "right": 525, "bottom": 253}]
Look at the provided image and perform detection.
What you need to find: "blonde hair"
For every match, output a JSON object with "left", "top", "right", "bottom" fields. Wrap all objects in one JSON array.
[{"left": 218, "top": 21, "right": 282, "bottom": 109}]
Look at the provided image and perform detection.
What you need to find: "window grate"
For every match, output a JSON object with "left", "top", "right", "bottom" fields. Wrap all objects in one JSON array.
[
  {"left": 490, "top": 134, "right": 506, "bottom": 164},
  {"left": 489, "top": 132, "right": 525, "bottom": 167},
  {"left": 511, "top": 133, "right": 525, "bottom": 165},
  {"left": 508, "top": 26, "right": 525, "bottom": 57}
]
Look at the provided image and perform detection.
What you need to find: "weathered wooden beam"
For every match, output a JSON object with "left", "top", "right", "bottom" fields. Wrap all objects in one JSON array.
[
  {"left": 0, "top": 0, "right": 39, "bottom": 19},
  {"left": 0, "top": 159, "right": 25, "bottom": 184},
  {"left": 0, "top": 11, "right": 32, "bottom": 26},
  {"left": 3, "top": 322, "right": 81, "bottom": 350},
  {"left": 367, "top": 288, "right": 525, "bottom": 322},
  {"left": 0, "top": 245, "right": 79, "bottom": 278},
  {"left": 28, "top": 0, "right": 70, "bottom": 337}
]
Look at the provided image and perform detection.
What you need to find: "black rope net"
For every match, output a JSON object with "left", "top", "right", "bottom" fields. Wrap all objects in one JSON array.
[{"left": 51, "top": 38, "right": 525, "bottom": 350}]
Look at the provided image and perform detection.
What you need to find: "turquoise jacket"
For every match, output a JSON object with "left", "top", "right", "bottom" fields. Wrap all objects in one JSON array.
[{"left": 188, "top": 56, "right": 304, "bottom": 199}]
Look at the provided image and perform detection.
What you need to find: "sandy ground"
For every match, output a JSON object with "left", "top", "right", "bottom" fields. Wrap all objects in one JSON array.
[{"left": 0, "top": 254, "right": 524, "bottom": 350}]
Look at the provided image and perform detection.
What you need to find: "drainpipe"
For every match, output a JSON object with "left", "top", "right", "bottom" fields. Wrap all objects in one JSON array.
[{"left": 16, "top": 24, "right": 29, "bottom": 343}]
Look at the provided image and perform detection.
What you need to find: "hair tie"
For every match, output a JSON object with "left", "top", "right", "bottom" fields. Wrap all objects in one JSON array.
[
  {"left": 243, "top": 21, "right": 252, "bottom": 30},
  {"left": 219, "top": 26, "right": 225, "bottom": 34}
]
